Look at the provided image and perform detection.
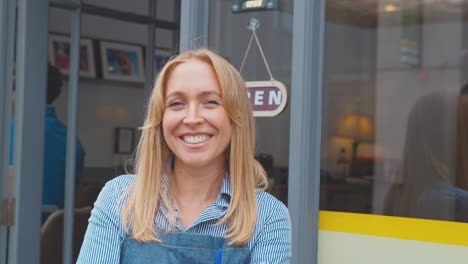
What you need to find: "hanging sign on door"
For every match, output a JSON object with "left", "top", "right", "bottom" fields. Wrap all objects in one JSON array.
[
  {"left": 246, "top": 80, "right": 288, "bottom": 117},
  {"left": 240, "top": 17, "right": 287, "bottom": 117}
]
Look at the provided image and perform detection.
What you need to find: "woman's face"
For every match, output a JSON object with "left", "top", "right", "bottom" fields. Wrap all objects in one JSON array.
[{"left": 162, "top": 60, "right": 232, "bottom": 169}]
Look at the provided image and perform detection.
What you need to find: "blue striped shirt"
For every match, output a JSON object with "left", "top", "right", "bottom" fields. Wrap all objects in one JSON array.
[{"left": 77, "top": 174, "right": 291, "bottom": 263}]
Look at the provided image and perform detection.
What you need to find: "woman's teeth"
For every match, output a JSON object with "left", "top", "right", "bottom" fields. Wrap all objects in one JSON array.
[{"left": 182, "top": 135, "right": 210, "bottom": 144}]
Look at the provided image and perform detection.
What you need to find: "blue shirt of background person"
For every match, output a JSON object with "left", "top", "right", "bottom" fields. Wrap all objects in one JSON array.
[{"left": 9, "top": 64, "right": 85, "bottom": 216}]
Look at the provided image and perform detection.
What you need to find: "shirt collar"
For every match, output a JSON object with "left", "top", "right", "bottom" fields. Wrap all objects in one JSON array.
[
  {"left": 220, "top": 173, "right": 232, "bottom": 196},
  {"left": 215, "top": 173, "right": 231, "bottom": 209}
]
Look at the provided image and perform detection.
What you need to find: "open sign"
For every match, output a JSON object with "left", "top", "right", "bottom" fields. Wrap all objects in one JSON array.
[{"left": 246, "top": 80, "right": 288, "bottom": 117}]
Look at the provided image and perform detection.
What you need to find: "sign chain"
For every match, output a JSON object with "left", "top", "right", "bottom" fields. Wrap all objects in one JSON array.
[{"left": 240, "top": 28, "right": 275, "bottom": 81}]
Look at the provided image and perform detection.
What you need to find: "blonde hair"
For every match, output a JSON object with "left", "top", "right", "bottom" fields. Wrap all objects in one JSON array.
[{"left": 121, "top": 49, "right": 268, "bottom": 245}]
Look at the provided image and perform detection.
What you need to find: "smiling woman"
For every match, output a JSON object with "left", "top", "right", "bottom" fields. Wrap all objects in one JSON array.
[
  {"left": 77, "top": 49, "right": 292, "bottom": 264},
  {"left": 162, "top": 60, "right": 232, "bottom": 174}
]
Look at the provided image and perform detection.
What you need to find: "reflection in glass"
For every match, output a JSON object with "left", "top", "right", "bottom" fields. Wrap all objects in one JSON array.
[
  {"left": 320, "top": 0, "right": 468, "bottom": 223},
  {"left": 385, "top": 93, "right": 468, "bottom": 222}
]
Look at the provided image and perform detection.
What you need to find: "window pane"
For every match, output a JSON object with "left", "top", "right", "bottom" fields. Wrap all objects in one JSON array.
[{"left": 321, "top": 0, "right": 468, "bottom": 223}]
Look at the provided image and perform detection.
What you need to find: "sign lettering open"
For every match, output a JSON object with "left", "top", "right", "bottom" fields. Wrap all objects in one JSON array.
[{"left": 246, "top": 81, "right": 288, "bottom": 117}]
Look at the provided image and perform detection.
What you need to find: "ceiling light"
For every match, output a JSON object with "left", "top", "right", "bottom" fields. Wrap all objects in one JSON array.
[{"left": 384, "top": 4, "right": 398, "bottom": 12}]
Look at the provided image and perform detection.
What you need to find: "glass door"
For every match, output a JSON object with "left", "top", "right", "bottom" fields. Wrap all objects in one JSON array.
[
  {"left": 1, "top": 1, "right": 181, "bottom": 263},
  {"left": 208, "top": 0, "right": 294, "bottom": 207}
]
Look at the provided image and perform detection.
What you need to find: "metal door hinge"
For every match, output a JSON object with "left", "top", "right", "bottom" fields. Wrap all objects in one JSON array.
[{"left": 0, "top": 198, "right": 15, "bottom": 226}]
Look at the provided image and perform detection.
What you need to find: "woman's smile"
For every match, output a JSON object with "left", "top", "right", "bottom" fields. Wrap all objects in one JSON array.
[{"left": 180, "top": 134, "right": 211, "bottom": 144}]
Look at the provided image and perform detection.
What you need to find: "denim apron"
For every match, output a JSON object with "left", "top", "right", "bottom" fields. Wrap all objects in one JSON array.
[{"left": 120, "top": 232, "right": 251, "bottom": 264}]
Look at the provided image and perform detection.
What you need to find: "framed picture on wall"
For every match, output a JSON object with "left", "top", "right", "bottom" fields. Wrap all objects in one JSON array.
[
  {"left": 114, "top": 127, "right": 135, "bottom": 154},
  {"left": 48, "top": 34, "right": 97, "bottom": 78},
  {"left": 154, "top": 48, "right": 172, "bottom": 75},
  {"left": 100, "top": 41, "right": 145, "bottom": 82}
]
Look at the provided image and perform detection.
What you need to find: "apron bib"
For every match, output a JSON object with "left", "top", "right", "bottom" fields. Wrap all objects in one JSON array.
[{"left": 120, "top": 232, "right": 251, "bottom": 264}]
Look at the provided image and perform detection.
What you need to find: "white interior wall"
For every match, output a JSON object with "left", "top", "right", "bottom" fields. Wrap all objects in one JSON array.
[{"left": 48, "top": 0, "right": 175, "bottom": 170}]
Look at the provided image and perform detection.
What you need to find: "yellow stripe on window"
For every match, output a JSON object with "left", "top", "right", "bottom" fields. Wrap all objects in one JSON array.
[{"left": 319, "top": 211, "right": 468, "bottom": 247}]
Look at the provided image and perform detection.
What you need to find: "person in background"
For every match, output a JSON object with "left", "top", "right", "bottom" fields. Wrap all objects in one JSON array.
[
  {"left": 78, "top": 49, "right": 291, "bottom": 263},
  {"left": 384, "top": 92, "right": 468, "bottom": 222},
  {"left": 10, "top": 63, "right": 86, "bottom": 222}
]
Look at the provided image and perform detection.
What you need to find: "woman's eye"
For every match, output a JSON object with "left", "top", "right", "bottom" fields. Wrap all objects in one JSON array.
[
  {"left": 168, "top": 101, "right": 183, "bottom": 108},
  {"left": 205, "top": 100, "right": 220, "bottom": 106}
]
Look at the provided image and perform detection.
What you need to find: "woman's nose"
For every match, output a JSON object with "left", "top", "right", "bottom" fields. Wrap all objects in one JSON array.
[{"left": 183, "top": 104, "right": 204, "bottom": 125}]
